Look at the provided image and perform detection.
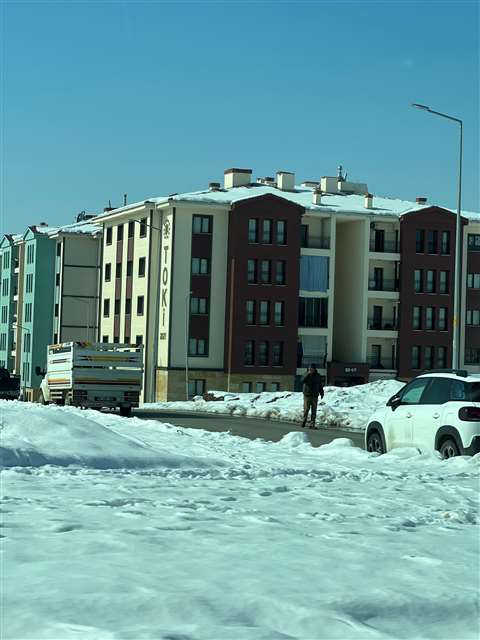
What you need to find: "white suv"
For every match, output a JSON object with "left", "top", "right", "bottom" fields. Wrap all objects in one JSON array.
[{"left": 365, "top": 371, "right": 480, "bottom": 458}]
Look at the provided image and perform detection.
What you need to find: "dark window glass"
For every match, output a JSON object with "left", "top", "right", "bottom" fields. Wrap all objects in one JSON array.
[
  {"left": 414, "top": 269, "right": 423, "bottom": 293},
  {"left": 258, "top": 341, "right": 269, "bottom": 365},
  {"left": 260, "top": 260, "right": 271, "bottom": 284},
  {"left": 54, "top": 303, "right": 59, "bottom": 317},
  {"left": 126, "top": 261, "right": 133, "bottom": 277},
  {"left": 246, "top": 300, "right": 256, "bottom": 324},
  {"left": 138, "top": 257, "right": 146, "bottom": 277},
  {"left": 140, "top": 218, "right": 147, "bottom": 237},
  {"left": 191, "top": 297, "right": 208, "bottom": 314},
  {"left": 440, "top": 231, "right": 450, "bottom": 254},
  {"left": 411, "top": 346, "right": 420, "bottom": 369},
  {"left": 188, "top": 338, "right": 207, "bottom": 356},
  {"left": 117, "top": 224, "right": 124, "bottom": 242},
  {"left": 106, "top": 228, "right": 112, "bottom": 245},
  {"left": 400, "top": 376, "right": 429, "bottom": 402},
  {"left": 262, "top": 219, "right": 272, "bottom": 243},
  {"left": 437, "top": 346, "right": 447, "bottom": 368},
  {"left": 191, "top": 258, "right": 209, "bottom": 275},
  {"left": 425, "top": 307, "right": 435, "bottom": 330},
  {"left": 274, "top": 301, "right": 284, "bottom": 326},
  {"left": 116, "top": 263, "right": 122, "bottom": 279},
  {"left": 247, "top": 259, "right": 257, "bottom": 283},
  {"left": 248, "top": 219, "right": 258, "bottom": 243},
  {"left": 137, "top": 296, "right": 144, "bottom": 315},
  {"left": 298, "top": 298, "right": 328, "bottom": 328},
  {"left": 135, "top": 335, "right": 143, "bottom": 346},
  {"left": 272, "top": 342, "right": 283, "bottom": 366},
  {"left": 193, "top": 215, "right": 212, "bottom": 234},
  {"left": 105, "top": 263, "right": 111, "bottom": 282},
  {"left": 426, "top": 270, "right": 436, "bottom": 293},
  {"left": 55, "top": 273, "right": 60, "bottom": 286},
  {"left": 128, "top": 221, "right": 134, "bottom": 238},
  {"left": 103, "top": 299, "right": 110, "bottom": 317},
  {"left": 412, "top": 306, "right": 422, "bottom": 330},
  {"left": 114, "top": 299, "right": 120, "bottom": 315},
  {"left": 102, "top": 335, "right": 109, "bottom": 343},
  {"left": 244, "top": 340, "right": 254, "bottom": 365},
  {"left": 424, "top": 346, "right": 434, "bottom": 370},
  {"left": 300, "top": 225, "right": 308, "bottom": 248},
  {"left": 468, "top": 234, "right": 480, "bottom": 251},
  {"left": 56, "top": 243, "right": 61, "bottom": 257},
  {"left": 438, "top": 307, "right": 448, "bottom": 331},
  {"left": 276, "top": 261, "right": 286, "bottom": 285},
  {"left": 276, "top": 221, "right": 287, "bottom": 245},
  {"left": 427, "top": 230, "right": 438, "bottom": 254},
  {"left": 125, "top": 298, "right": 131, "bottom": 315},
  {"left": 416, "top": 230, "right": 425, "bottom": 253},
  {"left": 259, "top": 301, "right": 270, "bottom": 325},
  {"left": 439, "top": 271, "right": 449, "bottom": 294}
]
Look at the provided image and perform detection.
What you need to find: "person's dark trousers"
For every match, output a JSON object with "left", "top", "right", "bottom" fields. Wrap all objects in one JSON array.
[{"left": 302, "top": 394, "right": 319, "bottom": 428}]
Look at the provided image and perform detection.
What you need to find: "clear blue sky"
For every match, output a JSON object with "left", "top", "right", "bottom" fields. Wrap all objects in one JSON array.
[{"left": 2, "top": 0, "right": 479, "bottom": 232}]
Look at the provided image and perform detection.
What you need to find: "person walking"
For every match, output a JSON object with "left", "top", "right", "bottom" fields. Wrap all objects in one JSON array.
[{"left": 301, "top": 363, "right": 324, "bottom": 429}]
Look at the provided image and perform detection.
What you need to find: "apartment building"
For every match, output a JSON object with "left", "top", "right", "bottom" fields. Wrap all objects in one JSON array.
[
  {"left": 95, "top": 167, "right": 479, "bottom": 400},
  {"left": 0, "top": 234, "right": 22, "bottom": 372}
]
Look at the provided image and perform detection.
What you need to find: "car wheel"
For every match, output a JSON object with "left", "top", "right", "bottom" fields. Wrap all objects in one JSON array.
[
  {"left": 367, "top": 430, "right": 385, "bottom": 454},
  {"left": 439, "top": 438, "right": 460, "bottom": 459}
]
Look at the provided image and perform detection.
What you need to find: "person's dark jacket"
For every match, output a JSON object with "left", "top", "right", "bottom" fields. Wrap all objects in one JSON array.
[{"left": 302, "top": 371, "right": 324, "bottom": 398}]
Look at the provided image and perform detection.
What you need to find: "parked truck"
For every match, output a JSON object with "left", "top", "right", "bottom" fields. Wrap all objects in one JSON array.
[
  {"left": 38, "top": 342, "right": 143, "bottom": 416},
  {"left": 0, "top": 368, "right": 21, "bottom": 401}
]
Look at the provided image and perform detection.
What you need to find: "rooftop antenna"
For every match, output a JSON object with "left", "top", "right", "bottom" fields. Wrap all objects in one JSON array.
[
  {"left": 123, "top": 193, "right": 127, "bottom": 206},
  {"left": 337, "top": 165, "right": 344, "bottom": 181},
  {"left": 108, "top": 199, "right": 112, "bottom": 208}
]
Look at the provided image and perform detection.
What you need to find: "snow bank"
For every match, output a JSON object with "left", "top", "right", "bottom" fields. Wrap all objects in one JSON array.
[
  {"left": 0, "top": 401, "right": 226, "bottom": 470},
  {"left": 145, "top": 379, "right": 405, "bottom": 430}
]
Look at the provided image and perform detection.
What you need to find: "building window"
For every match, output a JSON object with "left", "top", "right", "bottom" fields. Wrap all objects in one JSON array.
[
  {"left": 106, "top": 228, "right": 112, "bottom": 245},
  {"left": 188, "top": 338, "right": 207, "bottom": 356},
  {"left": 262, "top": 219, "right": 272, "bottom": 244},
  {"left": 244, "top": 341, "right": 254, "bottom": 365},
  {"left": 298, "top": 297, "right": 328, "bottom": 328},
  {"left": 465, "top": 348, "right": 480, "bottom": 364},
  {"left": 276, "top": 261, "right": 286, "bottom": 285},
  {"left": 255, "top": 382, "right": 266, "bottom": 393},
  {"left": 241, "top": 382, "right": 252, "bottom": 393},
  {"left": 412, "top": 346, "right": 420, "bottom": 369},
  {"left": 247, "top": 259, "right": 257, "bottom": 284},
  {"left": 272, "top": 342, "right": 283, "bottom": 366},
  {"left": 270, "top": 382, "right": 280, "bottom": 392},
  {"left": 248, "top": 219, "right": 258, "bottom": 243},
  {"left": 467, "top": 273, "right": 480, "bottom": 289},
  {"left": 56, "top": 243, "right": 61, "bottom": 257},
  {"left": 128, "top": 221, "right": 134, "bottom": 238},
  {"left": 188, "top": 379, "right": 205, "bottom": 398},
  {"left": 191, "top": 297, "right": 208, "bottom": 314},
  {"left": 26, "top": 273, "right": 33, "bottom": 293},
  {"left": 138, "top": 257, "right": 146, "bottom": 277},
  {"left": 437, "top": 346, "right": 447, "bottom": 368},
  {"left": 105, "top": 263, "right": 111, "bottom": 282},
  {"left": 246, "top": 300, "right": 256, "bottom": 324},
  {"left": 117, "top": 224, "right": 124, "bottom": 242},
  {"left": 191, "top": 257, "right": 210, "bottom": 275},
  {"left": 126, "top": 260, "right": 133, "bottom": 277},
  {"left": 55, "top": 273, "right": 60, "bottom": 286},
  {"left": 274, "top": 301, "right": 285, "bottom": 326},
  {"left": 25, "top": 303, "right": 32, "bottom": 322},
  {"left": 276, "top": 221, "right": 286, "bottom": 245},
  {"left": 258, "top": 341, "right": 269, "bottom": 366},
  {"left": 440, "top": 231, "right": 450, "bottom": 255},
  {"left": 468, "top": 234, "right": 480, "bottom": 251},
  {"left": 103, "top": 299, "right": 110, "bottom": 317},
  {"left": 114, "top": 299, "right": 120, "bottom": 315},
  {"left": 1, "top": 306, "right": 6, "bottom": 323},
  {"left": 192, "top": 215, "right": 212, "bottom": 234},
  {"left": 137, "top": 296, "right": 145, "bottom": 316},
  {"left": 438, "top": 307, "right": 448, "bottom": 331},
  {"left": 260, "top": 260, "right": 271, "bottom": 284},
  {"left": 427, "top": 230, "right": 438, "bottom": 254},
  {"left": 412, "top": 306, "right": 422, "bottom": 330},
  {"left": 113, "top": 336, "right": 119, "bottom": 344},
  {"left": 426, "top": 270, "right": 436, "bottom": 293},
  {"left": 425, "top": 307, "right": 435, "bottom": 330},
  {"left": 102, "top": 335, "right": 109, "bottom": 343},
  {"left": 139, "top": 218, "right": 148, "bottom": 237},
  {"left": 54, "top": 303, "right": 59, "bottom": 317},
  {"left": 439, "top": 271, "right": 449, "bottom": 293},
  {"left": 466, "top": 309, "right": 480, "bottom": 326},
  {"left": 259, "top": 301, "right": 270, "bottom": 325},
  {"left": 116, "top": 263, "right": 122, "bottom": 279},
  {"left": 135, "top": 335, "right": 143, "bottom": 349},
  {"left": 424, "top": 346, "right": 434, "bottom": 370},
  {"left": 415, "top": 230, "right": 425, "bottom": 253},
  {"left": 125, "top": 298, "right": 131, "bottom": 315}
]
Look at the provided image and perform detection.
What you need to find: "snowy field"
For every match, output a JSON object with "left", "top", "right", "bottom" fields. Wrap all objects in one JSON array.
[
  {"left": 145, "top": 379, "right": 405, "bottom": 431},
  {"left": 1, "top": 400, "right": 479, "bottom": 640}
]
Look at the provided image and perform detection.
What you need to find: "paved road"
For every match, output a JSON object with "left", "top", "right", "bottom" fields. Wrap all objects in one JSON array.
[{"left": 134, "top": 409, "right": 365, "bottom": 449}]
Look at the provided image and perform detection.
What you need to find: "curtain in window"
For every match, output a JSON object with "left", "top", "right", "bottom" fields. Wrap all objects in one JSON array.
[{"left": 300, "top": 256, "right": 329, "bottom": 292}]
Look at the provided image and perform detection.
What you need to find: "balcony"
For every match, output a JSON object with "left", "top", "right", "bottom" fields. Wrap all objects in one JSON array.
[
  {"left": 297, "top": 354, "right": 327, "bottom": 369},
  {"left": 301, "top": 236, "right": 330, "bottom": 250},
  {"left": 368, "top": 357, "right": 397, "bottom": 370},
  {"left": 368, "top": 279, "right": 399, "bottom": 293},
  {"left": 369, "top": 233, "right": 399, "bottom": 253},
  {"left": 367, "top": 318, "right": 397, "bottom": 331}
]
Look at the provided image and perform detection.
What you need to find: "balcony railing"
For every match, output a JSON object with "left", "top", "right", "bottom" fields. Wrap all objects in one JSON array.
[
  {"left": 368, "top": 357, "right": 397, "bottom": 370},
  {"left": 368, "top": 318, "right": 398, "bottom": 331},
  {"left": 368, "top": 279, "right": 399, "bottom": 292},
  {"left": 301, "top": 236, "right": 330, "bottom": 250},
  {"left": 369, "top": 233, "right": 399, "bottom": 253}
]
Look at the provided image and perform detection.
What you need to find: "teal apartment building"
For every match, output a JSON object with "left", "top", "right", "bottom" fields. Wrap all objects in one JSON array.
[{"left": 0, "top": 235, "right": 21, "bottom": 372}]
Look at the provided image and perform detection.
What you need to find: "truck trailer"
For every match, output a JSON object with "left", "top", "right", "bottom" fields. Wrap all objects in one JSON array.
[{"left": 39, "top": 342, "right": 143, "bottom": 416}]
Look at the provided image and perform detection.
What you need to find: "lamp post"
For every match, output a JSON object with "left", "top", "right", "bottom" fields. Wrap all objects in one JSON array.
[
  {"left": 12, "top": 322, "right": 31, "bottom": 401},
  {"left": 185, "top": 290, "right": 192, "bottom": 401},
  {"left": 411, "top": 103, "right": 463, "bottom": 370}
]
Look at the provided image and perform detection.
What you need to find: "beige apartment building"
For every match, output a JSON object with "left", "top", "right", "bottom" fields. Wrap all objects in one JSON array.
[{"left": 95, "top": 167, "right": 480, "bottom": 402}]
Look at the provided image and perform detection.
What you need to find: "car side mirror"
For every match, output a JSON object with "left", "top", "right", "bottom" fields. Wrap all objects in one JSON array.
[{"left": 387, "top": 395, "right": 401, "bottom": 410}]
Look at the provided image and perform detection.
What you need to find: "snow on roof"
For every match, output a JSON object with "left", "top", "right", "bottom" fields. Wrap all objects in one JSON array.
[{"left": 48, "top": 220, "right": 102, "bottom": 237}]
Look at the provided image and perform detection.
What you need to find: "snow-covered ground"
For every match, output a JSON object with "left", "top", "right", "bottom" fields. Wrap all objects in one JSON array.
[
  {"left": 1, "top": 400, "right": 479, "bottom": 640},
  {"left": 145, "top": 379, "right": 405, "bottom": 431}
]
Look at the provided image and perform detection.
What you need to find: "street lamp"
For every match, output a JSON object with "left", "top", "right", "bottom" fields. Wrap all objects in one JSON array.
[
  {"left": 411, "top": 103, "right": 463, "bottom": 370},
  {"left": 12, "top": 322, "right": 31, "bottom": 401}
]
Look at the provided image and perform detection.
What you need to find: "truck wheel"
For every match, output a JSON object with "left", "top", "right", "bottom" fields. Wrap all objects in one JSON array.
[
  {"left": 120, "top": 406, "right": 132, "bottom": 418},
  {"left": 39, "top": 392, "right": 48, "bottom": 405}
]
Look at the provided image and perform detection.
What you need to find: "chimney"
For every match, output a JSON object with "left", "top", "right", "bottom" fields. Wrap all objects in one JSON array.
[
  {"left": 277, "top": 171, "right": 295, "bottom": 191},
  {"left": 224, "top": 168, "right": 252, "bottom": 189},
  {"left": 365, "top": 193, "right": 373, "bottom": 209},
  {"left": 312, "top": 187, "right": 323, "bottom": 206},
  {"left": 209, "top": 182, "right": 221, "bottom": 191},
  {"left": 416, "top": 196, "right": 427, "bottom": 205}
]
